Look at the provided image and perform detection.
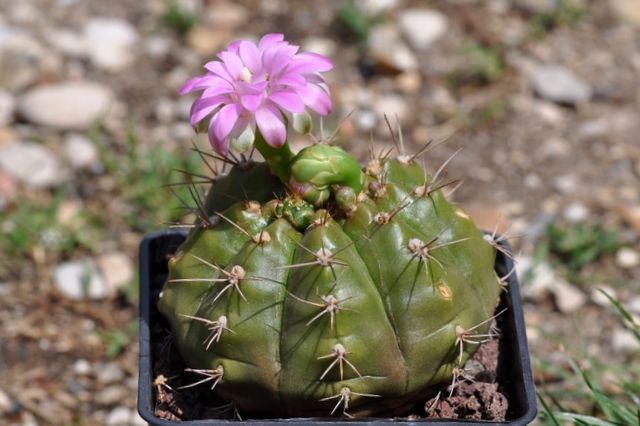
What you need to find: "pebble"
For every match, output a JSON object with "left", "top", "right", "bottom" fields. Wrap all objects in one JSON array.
[
  {"left": 130, "top": 410, "right": 148, "bottom": 426},
  {"left": 562, "top": 203, "right": 589, "bottom": 223},
  {"left": 19, "top": 81, "right": 114, "bottom": 130},
  {"left": 531, "top": 65, "right": 592, "bottom": 105},
  {"left": 46, "top": 28, "right": 87, "bottom": 57},
  {"left": 368, "top": 23, "right": 418, "bottom": 72},
  {"left": 356, "top": 0, "right": 399, "bottom": 16},
  {"left": 143, "top": 35, "right": 172, "bottom": 59},
  {"left": 351, "top": 108, "right": 378, "bottom": 132},
  {"left": 95, "top": 362, "right": 126, "bottom": 384},
  {"left": 96, "top": 385, "right": 129, "bottom": 406},
  {"left": 627, "top": 296, "right": 640, "bottom": 315},
  {"left": 186, "top": 27, "right": 233, "bottom": 57},
  {"left": 552, "top": 174, "right": 579, "bottom": 195},
  {"left": 552, "top": 280, "right": 588, "bottom": 314},
  {"left": 301, "top": 36, "right": 337, "bottom": 58},
  {"left": 73, "top": 358, "right": 93, "bottom": 376},
  {"left": 83, "top": 18, "right": 139, "bottom": 71},
  {"left": 615, "top": 247, "right": 640, "bottom": 269},
  {"left": 0, "top": 88, "right": 15, "bottom": 126},
  {"left": 372, "top": 94, "right": 410, "bottom": 125},
  {"left": 97, "top": 252, "right": 135, "bottom": 293},
  {"left": 0, "top": 141, "right": 62, "bottom": 188},
  {"left": 397, "top": 9, "right": 449, "bottom": 50},
  {"left": 590, "top": 286, "right": 618, "bottom": 308},
  {"left": 62, "top": 133, "right": 99, "bottom": 169},
  {"left": 610, "top": 0, "right": 640, "bottom": 28},
  {"left": 0, "top": 32, "right": 43, "bottom": 92},
  {"left": 53, "top": 258, "right": 108, "bottom": 300},
  {"left": 106, "top": 406, "right": 132, "bottom": 426},
  {"left": 611, "top": 328, "right": 640, "bottom": 354},
  {"left": 205, "top": 2, "right": 249, "bottom": 29},
  {"left": 0, "top": 388, "right": 12, "bottom": 415}
]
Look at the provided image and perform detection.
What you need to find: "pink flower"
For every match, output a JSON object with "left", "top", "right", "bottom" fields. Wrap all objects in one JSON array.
[{"left": 179, "top": 34, "right": 334, "bottom": 156}]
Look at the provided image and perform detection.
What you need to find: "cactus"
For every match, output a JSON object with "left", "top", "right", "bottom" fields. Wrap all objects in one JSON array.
[{"left": 156, "top": 34, "right": 505, "bottom": 418}]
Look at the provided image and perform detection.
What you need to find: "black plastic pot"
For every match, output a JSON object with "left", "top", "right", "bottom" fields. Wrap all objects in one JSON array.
[{"left": 138, "top": 229, "right": 537, "bottom": 425}]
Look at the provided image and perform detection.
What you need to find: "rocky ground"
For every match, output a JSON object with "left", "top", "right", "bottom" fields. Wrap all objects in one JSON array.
[{"left": 1, "top": 0, "right": 640, "bottom": 424}]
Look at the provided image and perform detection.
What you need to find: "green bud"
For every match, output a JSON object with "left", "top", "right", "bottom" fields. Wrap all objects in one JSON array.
[
  {"left": 289, "top": 145, "right": 365, "bottom": 207},
  {"left": 282, "top": 197, "right": 315, "bottom": 230}
]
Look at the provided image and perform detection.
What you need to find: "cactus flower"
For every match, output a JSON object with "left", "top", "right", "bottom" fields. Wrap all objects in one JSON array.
[{"left": 179, "top": 33, "right": 334, "bottom": 156}]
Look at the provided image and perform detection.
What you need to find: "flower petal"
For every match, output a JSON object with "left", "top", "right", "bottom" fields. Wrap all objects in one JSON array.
[
  {"left": 241, "top": 93, "right": 264, "bottom": 111},
  {"left": 190, "top": 95, "right": 228, "bottom": 126},
  {"left": 295, "top": 83, "right": 332, "bottom": 116},
  {"left": 286, "top": 52, "right": 334, "bottom": 74},
  {"left": 255, "top": 105, "right": 287, "bottom": 148},
  {"left": 218, "top": 51, "right": 244, "bottom": 80},
  {"left": 203, "top": 61, "right": 233, "bottom": 81},
  {"left": 239, "top": 40, "right": 261, "bottom": 72},
  {"left": 213, "top": 103, "right": 242, "bottom": 143},
  {"left": 268, "top": 90, "right": 304, "bottom": 114},
  {"left": 208, "top": 121, "right": 227, "bottom": 156},
  {"left": 258, "top": 33, "right": 285, "bottom": 51}
]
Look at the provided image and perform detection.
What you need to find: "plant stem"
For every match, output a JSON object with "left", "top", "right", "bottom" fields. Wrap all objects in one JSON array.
[{"left": 253, "top": 129, "right": 294, "bottom": 185}]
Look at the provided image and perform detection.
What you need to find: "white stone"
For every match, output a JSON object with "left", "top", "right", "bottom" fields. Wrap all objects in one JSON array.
[
  {"left": 616, "top": 247, "right": 640, "bottom": 269},
  {"left": 531, "top": 65, "right": 592, "bottom": 105},
  {"left": 627, "top": 296, "right": 640, "bottom": 315},
  {"left": 106, "top": 407, "right": 132, "bottom": 426},
  {"left": 144, "top": 35, "right": 172, "bottom": 58},
  {"left": 372, "top": 94, "right": 410, "bottom": 125},
  {"left": 62, "top": 133, "right": 99, "bottom": 169},
  {"left": 46, "top": 28, "right": 87, "bottom": 57},
  {"left": 355, "top": 0, "right": 399, "bottom": 16},
  {"left": 97, "top": 386, "right": 128, "bottom": 406},
  {"left": 19, "top": 82, "right": 114, "bottom": 130},
  {"left": 53, "top": 258, "right": 108, "bottom": 300},
  {"left": 154, "top": 97, "right": 175, "bottom": 123},
  {"left": 562, "top": 203, "right": 589, "bottom": 223},
  {"left": 611, "top": 328, "right": 640, "bottom": 354},
  {"left": 205, "top": 2, "right": 248, "bottom": 28},
  {"left": 552, "top": 280, "right": 588, "bottom": 314},
  {"left": 610, "top": 0, "right": 640, "bottom": 27},
  {"left": 301, "top": 37, "right": 337, "bottom": 58},
  {"left": 352, "top": 109, "right": 378, "bottom": 132},
  {"left": 590, "top": 286, "right": 618, "bottom": 308},
  {"left": 95, "top": 362, "right": 125, "bottom": 384},
  {"left": 97, "top": 252, "right": 135, "bottom": 293},
  {"left": 73, "top": 358, "right": 93, "bottom": 376},
  {"left": 0, "top": 142, "right": 61, "bottom": 188},
  {"left": 368, "top": 24, "right": 418, "bottom": 72},
  {"left": 0, "top": 388, "right": 11, "bottom": 415},
  {"left": 0, "top": 88, "right": 15, "bottom": 126},
  {"left": 130, "top": 410, "right": 148, "bottom": 426},
  {"left": 552, "top": 174, "right": 579, "bottom": 195},
  {"left": 83, "top": 18, "right": 139, "bottom": 71},
  {"left": 397, "top": 9, "right": 449, "bottom": 50}
]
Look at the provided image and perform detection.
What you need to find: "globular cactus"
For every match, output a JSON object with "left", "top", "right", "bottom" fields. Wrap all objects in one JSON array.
[{"left": 157, "top": 34, "right": 504, "bottom": 419}]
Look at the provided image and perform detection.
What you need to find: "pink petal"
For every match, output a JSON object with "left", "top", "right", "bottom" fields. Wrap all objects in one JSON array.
[
  {"left": 189, "top": 95, "right": 228, "bottom": 126},
  {"left": 255, "top": 105, "right": 287, "bottom": 148},
  {"left": 200, "top": 80, "right": 234, "bottom": 98},
  {"left": 286, "top": 52, "right": 334, "bottom": 74},
  {"left": 250, "top": 68, "right": 268, "bottom": 84},
  {"left": 213, "top": 103, "right": 242, "bottom": 143},
  {"left": 208, "top": 121, "right": 227, "bottom": 156},
  {"left": 258, "top": 34, "right": 285, "bottom": 51},
  {"left": 179, "top": 75, "right": 216, "bottom": 95},
  {"left": 203, "top": 61, "right": 233, "bottom": 81},
  {"left": 268, "top": 90, "right": 304, "bottom": 114},
  {"left": 239, "top": 40, "right": 261, "bottom": 72},
  {"left": 272, "top": 73, "right": 306, "bottom": 87},
  {"left": 218, "top": 51, "right": 244, "bottom": 80},
  {"left": 241, "top": 93, "right": 264, "bottom": 111},
  {"left": 296, "top": 83, "right": 332, "bottom": 116}
]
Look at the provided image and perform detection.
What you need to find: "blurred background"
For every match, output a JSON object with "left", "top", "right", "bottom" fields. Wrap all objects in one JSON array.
[{"left": 0, "top": 0, "right": 639, "bottom": 424}]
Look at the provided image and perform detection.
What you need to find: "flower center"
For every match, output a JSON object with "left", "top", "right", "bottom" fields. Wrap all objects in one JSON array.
[{"left": 240, "top": 67, "right": 252, "bottom": 83}]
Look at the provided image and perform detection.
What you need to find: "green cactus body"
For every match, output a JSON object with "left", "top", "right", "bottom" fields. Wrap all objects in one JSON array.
[{"left": 158, "top": 149, "right": 502, "bottom": 418}]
